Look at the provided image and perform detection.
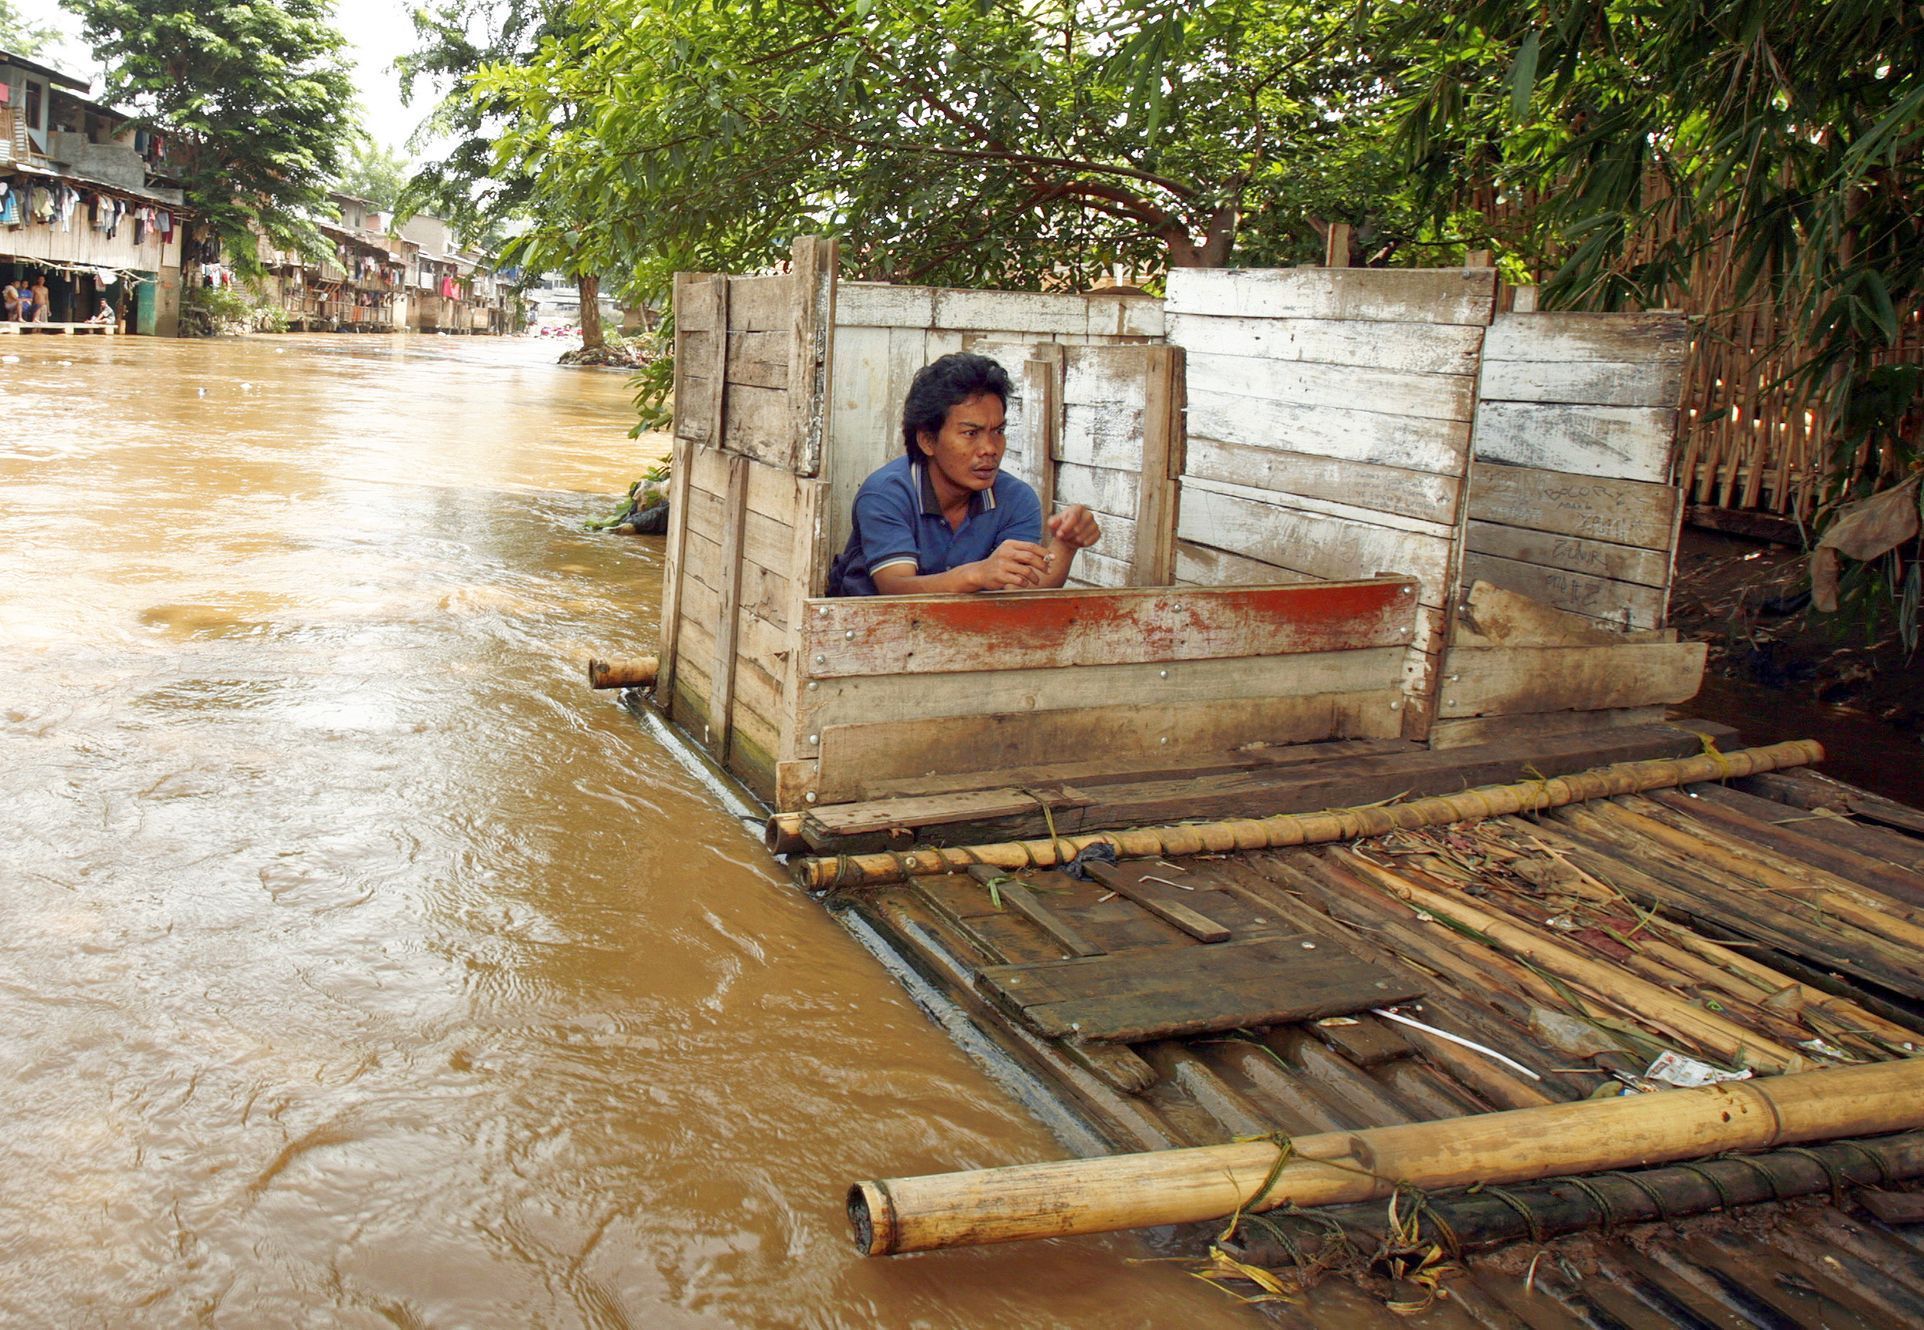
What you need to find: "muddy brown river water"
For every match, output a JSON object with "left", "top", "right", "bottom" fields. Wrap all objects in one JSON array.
[{"left": 0, "top": 335, "right": 1246, "bottom": 1327}]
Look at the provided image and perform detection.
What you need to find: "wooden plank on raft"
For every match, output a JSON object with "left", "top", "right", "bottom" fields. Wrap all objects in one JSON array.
[
  {"left": 1473, "top": 402, "right": 1679, "bottom": 483},
  {"left": 788, "top": 235, "right": 836, "bottom": 476},
  {"left": 1184, "top": 436, "right": 1463, "bottom": 526},
  {"left": 1437, "top": 642, "right": 1707, "bottom": 718},
  {"left": 1165, "top": 311, "right": 1484, "bottom": 377},
  {"left": 1465, "top": 521, "right": 1672, "bottom": 588},
  {"left": 1084, "top": 862, "right": 1232, "bottom": 943},
  {"left": 1460, "top": 552, "right": 1669, "bottom": 630},
  {"left": 976, "top": 936, "right": 1424, "bottom": 1044},
  {"left": 802, "top": 785, "right": 1094, "bottom": 851},
  {"left": 1185, "top": 351, "right": 1476, "bottom": 423},
  {"left": 813, "top": 691, "right": 1404, "bottom": 803},
  {"left": 1482, "top": 311, "right": 1691, "bottom": 366},
  {"left": 1185, "top": 390, "right": 1471, "bottom": 477},
  {"left": 1133, "top": 345, "right": 1181, "bottom": 585},
  {"left": 1165, "top": 267, "right": 1498, "bottom": 326},
  {"left": 1177, "top": 486, "right": 1454, "bottom": 604},
  {"left": 1469, "top": 462, "right": 1682, "bottom": 549},
  {"left": 723, "top": 273, "right": 792, "bottom": 331},
  {"left": 1455, "top": 581, "right": 1673, "bottom": 647},
  {"left": 1021, "top": 346, "right": 1062, "bottom": 518},
  {"left": 800, "top": 579, "right": 1418, "bottom": 679},
  {"left": 1425, "top": 706, "right": 1671, "bottom": 750},
  {"left": 964, "top": 866, "right": 1104, "bottom": 959},
  {"left": 707, "top": 454, "right": 752, "bottom": 760}
]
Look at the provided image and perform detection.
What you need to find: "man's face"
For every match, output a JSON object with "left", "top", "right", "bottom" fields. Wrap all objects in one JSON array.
[{"left": 918, "top": 393, "right": 1008, "bottom": 495}]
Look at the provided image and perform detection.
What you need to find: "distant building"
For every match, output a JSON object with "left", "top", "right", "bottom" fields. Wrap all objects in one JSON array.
[{"left": 1, "top": 49, "right": 190, "bottom": 333}]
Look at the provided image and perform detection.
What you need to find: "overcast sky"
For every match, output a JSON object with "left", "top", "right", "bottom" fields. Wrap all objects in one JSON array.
[{"left": 15, "top": 0, "right": 434, "bottom": 161}]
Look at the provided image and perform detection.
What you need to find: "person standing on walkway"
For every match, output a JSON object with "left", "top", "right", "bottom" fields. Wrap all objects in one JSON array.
[
  {"left": 31, "top": 275, "right": 52, "bottom": 323},
  {"left": 2, "top": 279, "right": 19, "bottom": 321}
]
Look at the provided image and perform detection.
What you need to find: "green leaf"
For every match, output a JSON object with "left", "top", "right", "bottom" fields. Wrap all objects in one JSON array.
[{"left": 1508, "top": 29, "right": 1540, "bottom": 122}]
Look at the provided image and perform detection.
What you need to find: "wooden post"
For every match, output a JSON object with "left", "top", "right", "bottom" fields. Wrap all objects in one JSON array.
[
  {"left": 1132, "top": 345, "right": 1183, "bottom": 586},
  {"left": 1323, "top": 223, "right": 1352, "bottom": 269},
  {"left": 847, "top": 1056, "right": 1924, "bottom": 1256},
  {"left": 708, "top": 453, "right": 751, "bottom": 760},
  {"left": 788, "top": 236, "right": 838, "bottom": 477},
  {"left": 655, "top": 272, "right": 717, "bottom": 710},
  {"left": 1021, "top": 347, "right": 1062, "bottom": 521}
]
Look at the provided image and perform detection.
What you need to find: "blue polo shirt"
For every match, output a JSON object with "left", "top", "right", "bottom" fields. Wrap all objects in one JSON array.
[{"left": 829, "top": 455, "right": 1043, "bottom": 596}]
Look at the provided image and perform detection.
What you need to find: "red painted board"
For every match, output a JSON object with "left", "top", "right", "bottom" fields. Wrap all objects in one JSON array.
[{"left": 800, "top": 579, "right": 1419, "bottom": 679}]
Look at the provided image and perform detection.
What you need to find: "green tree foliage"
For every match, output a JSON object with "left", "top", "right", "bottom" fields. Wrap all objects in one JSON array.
[
  {"left": 1, "top": 0, "right": 57, "bottom": 53},
  {"left": 1391, "top": 2, "right": 1923, "bottom": 528},
  {"left": 333, "top": 139, "right": 411, "bottom": 214},
  {"left": 63, "top": 0, "right": 360, "bottom": 268},
  {"left": 475, "top": 0, "right": 1414, "bottom": 302}
]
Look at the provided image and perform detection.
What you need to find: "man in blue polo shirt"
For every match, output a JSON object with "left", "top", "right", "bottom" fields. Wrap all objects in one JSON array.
[{"left": 828, "top": 353, "right": 1101, "bottom": 595}]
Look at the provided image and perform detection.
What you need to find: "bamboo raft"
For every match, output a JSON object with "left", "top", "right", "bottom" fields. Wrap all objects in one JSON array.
[{"left": 608, "top": 245, "right": 1924, "bottom": 1322}]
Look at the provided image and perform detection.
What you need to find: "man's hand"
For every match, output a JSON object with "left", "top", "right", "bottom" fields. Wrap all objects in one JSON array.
[
  {"left": 973, "top": 539, "right": 1050, "bottom": 591},
  {"left": 1046, "top": 504, "right": 1101, "bottom": 551}
]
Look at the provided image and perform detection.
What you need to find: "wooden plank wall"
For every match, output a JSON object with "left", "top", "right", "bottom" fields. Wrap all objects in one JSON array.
[
  {"left": 1430, "top": 310, "right": 1704, "bottom": 745},
  {"left": 1163, "top": 267, "right": 1499, "bottom": 739},
  {"left": 1464, "top": 311, "right": 1691, "bottom": 630},
  {"left": 782, "top": 580, "right": 1419, "bottom": 807},
  {"left": 660, "top": 239, "right": 835, "bottom": 801},
  {"left": 822, "top": 285, "right": 1162, "bottom": 561}
]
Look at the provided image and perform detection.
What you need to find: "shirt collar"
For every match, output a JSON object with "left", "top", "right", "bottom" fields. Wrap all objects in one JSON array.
[{"left": 912, "top": 461, "right": 996, "bottom": 518}]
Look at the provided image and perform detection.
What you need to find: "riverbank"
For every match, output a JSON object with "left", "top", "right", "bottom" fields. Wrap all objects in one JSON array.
[{"left": 1669, "top": 527, "right": 1923, "bottom": 805}]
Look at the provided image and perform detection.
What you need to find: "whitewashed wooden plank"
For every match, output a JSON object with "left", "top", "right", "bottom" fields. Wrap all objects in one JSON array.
[
  {"left": 1184, "top": 436, "right": 1463, "bottom": 526},
  {"left": 1479, "top": 357, "right": 1685, "bottom": 408},
  {"left": 1460, "top": 551, "right": 1668, "bottom": 629},
  {"left": 800, "top": 647, "right": 1407, "bottom": 731},
  {"left": 1174, "top": 541, "right": 1321, "bottom": 587},
  {"left": 1483, "top": 311, "right": 1689, "bottom": 365},
  {"left": 1088, "top": 293, "right": 1166, "bottom": 339},
  {"left": 1063, "top": 345, "right": 1152, "bottom": 406},
  {"left": 1186, "top": 349, "right": 1476, "bottom": 422},
  {"left": 1166, "top": 267, "right": 1498, "bottom": 325},
  {"left": 1055, "top": 462, "right": 1139, "bottom": 518},
  {"left": 1055, "top": 503, "right": 1136, "bottom": 564},
  {"left": 1183, "top": 475, "right": 1457, "bottom": 541},
  {"left": 1185, "top": 389, "right": 1471, "bottom": 477},
  {"left": 1468, "top": 462, "right": 1682, "bottom": 549},
  {"left": 726, "top": 274, "right": 793, "bottom": 331},
  {"left": 932, "top": 288, "right": 1090, "bottom": 334},
  {"left": 834, "top": 282, "right": 936, "bottom": 328},
  {"left": 1066, "top": 547, "right": 1135, "bottom": 588},
  {"left": 1465, "top": 520, "right": 1671, "bottom": 588},
  {"left": 1473, "top": 402, "right": 1678, "bottom": 483},
  {"left": 1177, "top": 484, "right": 1454, "bottom": 605},
  {"left": 824, "top": 324, "right": 895, "bottom": 556},
  {"left": 1167, "top": 311, "right": 1484, "bottom": 376},
  {"left": 1058, "top": 404, "right": 1146, "bottom": 471}
]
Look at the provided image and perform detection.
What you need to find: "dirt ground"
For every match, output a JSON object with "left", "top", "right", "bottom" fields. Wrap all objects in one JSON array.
[{"left": 1668, "top": 528, "right": 1924, "bottom": 805}]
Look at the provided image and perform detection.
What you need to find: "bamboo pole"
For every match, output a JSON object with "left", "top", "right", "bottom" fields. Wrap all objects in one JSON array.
[
  {"left": 797, "top": 741, "right": 1824, "bottom": 892},
  {"left": 764, "top": 812, "right": 808, "bottom": 855},
  {"left": 1327, "top": 847, "right": 1807, "bottom": 1072},
  {"left": 848, "top": 1056, "right": 1924, "bottom": 1256},
  {"left": 587, "top": 656, "right": 658, "bottom": 690}
]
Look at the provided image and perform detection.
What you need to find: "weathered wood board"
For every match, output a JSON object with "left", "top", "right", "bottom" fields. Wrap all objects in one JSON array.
[
  {"left": 1437, "top": 642, "right": 1707, "bottom": 718},
  {"left": 800, "top": 580, "right": 1418, "bottom": 679},
  {"left": 977, "top": 935, "right": 1424, "bottom": 1043}
]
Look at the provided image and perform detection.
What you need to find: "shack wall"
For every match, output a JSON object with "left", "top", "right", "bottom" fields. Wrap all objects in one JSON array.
[
  {"left": 1163, "top": 267, "right": 1499, "bottom": 738},
  {"left": 654, "top": 244, "right": 1705, "bottom": 811}
]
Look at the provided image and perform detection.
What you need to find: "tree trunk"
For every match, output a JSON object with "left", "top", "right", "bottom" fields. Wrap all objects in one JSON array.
[{"left": 577, "top": 273, "right": 604, "bottom": 349}]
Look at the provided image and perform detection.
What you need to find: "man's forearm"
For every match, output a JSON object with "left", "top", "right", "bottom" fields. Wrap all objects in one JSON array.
[
  {"left": 870, "top": 563, "right": 985, "bottom": 595},
  {"left": 1038, "top": 539, "right": 1079, "bottom": 588}
]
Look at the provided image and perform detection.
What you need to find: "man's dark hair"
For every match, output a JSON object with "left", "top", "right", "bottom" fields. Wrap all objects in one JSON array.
[{"left": 901, "top": 353, "right": 1012, "bottom": 459}]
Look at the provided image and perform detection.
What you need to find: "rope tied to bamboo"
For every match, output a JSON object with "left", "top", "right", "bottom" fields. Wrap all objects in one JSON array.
[
  {"left": 1220, "top": 1132, "right": 1296, "bottom": 1241},
  {"left": 1481, "top": 1185, "right": 1547, "bottom": 1245},
  {"left": 1692, "top": 730, "right": 1735, "bottom": 782},
  {"left": 1557, "top": 1174, "right": 1622, "bottom": 1235},
  {"left": 1674, "top": 1161, "right": 1737, "bottom": 1211},
  {"left": 1602, "top": 1167, "right": 1674, "bottom": 1221},
  {"left": 1776, "top": 1145, "right": 1852, "bottom": 1205}
]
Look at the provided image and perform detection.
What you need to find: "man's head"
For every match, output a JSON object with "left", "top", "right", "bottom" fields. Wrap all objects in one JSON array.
[{"left": 902, "top": 353, "right": 1012, "bottom": 461}]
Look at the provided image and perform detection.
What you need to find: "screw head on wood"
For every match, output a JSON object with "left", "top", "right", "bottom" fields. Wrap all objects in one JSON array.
[
  {"left": 813, "top": 653, "right": 825, "bottom": 665},
  {"left": 804, "top": 792, "right": 817, "bottom": 804},
  {"left": 807, "top": 680, "right": 818, "bottom": 691},
  {"left": 844, "top": 629, "right": 855, "bottom": 640},
  {"left": 808, "top": 733, "right": 819, "bottom": 746},
  {"left": 1158, "top": 669, "right": 1168, "bottom": 679},
  {"left": 817, "top": 605, "right": 828, "bottom": 617},
  {"left": 1301, "top": 941, "right": 1316, "bottom": 949}
]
